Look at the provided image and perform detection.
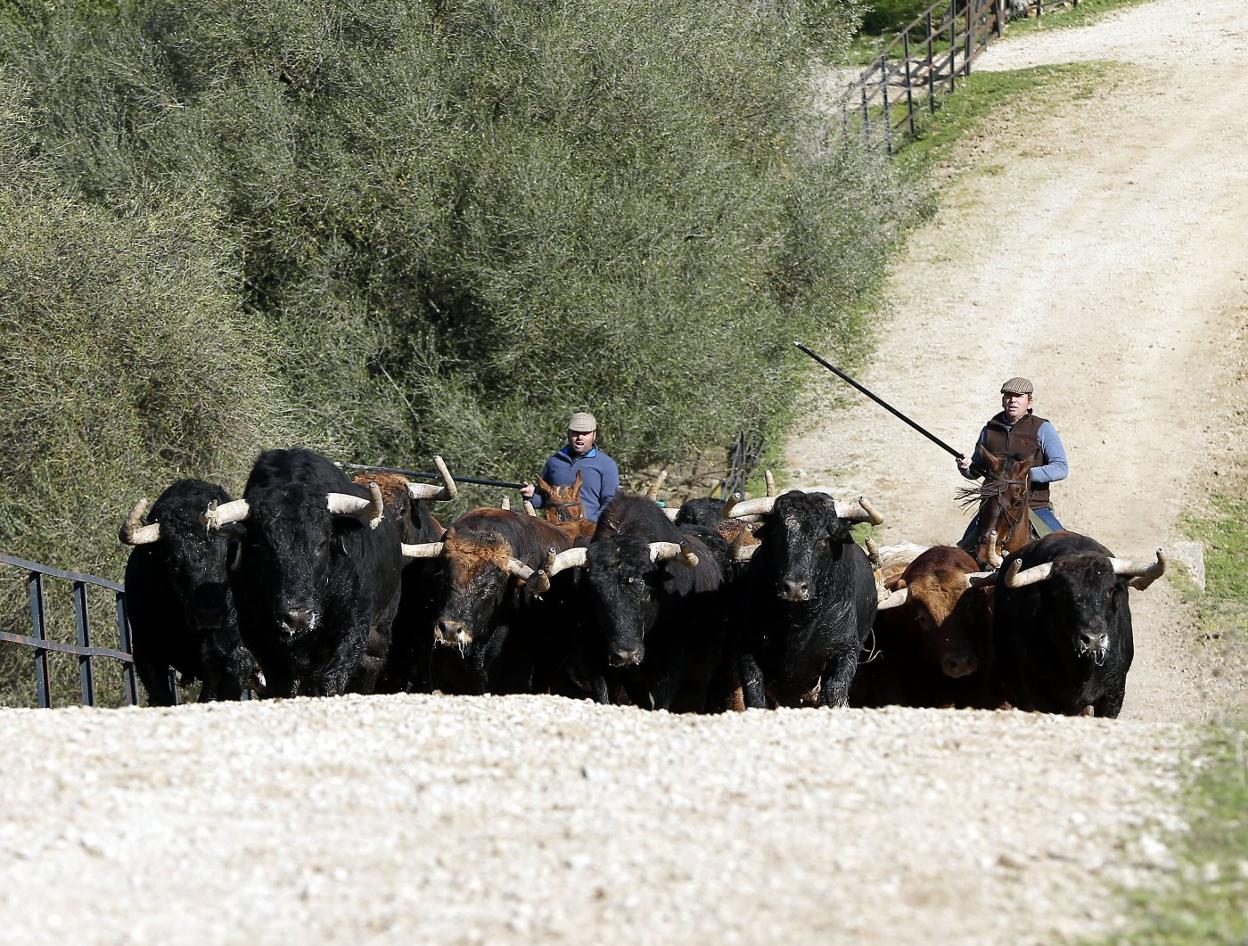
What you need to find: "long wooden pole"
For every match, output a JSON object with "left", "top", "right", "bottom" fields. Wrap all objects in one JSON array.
[{"left": 794, "top": 343, "right": 965, "bottom": 459}]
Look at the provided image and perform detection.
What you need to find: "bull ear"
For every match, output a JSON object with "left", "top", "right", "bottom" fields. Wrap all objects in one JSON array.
[{"left": 826, "top": 513, "right": 852, "bottom": 543}]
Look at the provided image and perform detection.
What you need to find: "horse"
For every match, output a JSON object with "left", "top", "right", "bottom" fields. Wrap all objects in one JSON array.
[{"left": 957, "top": 449, "right": 1037, "bottom": 569}]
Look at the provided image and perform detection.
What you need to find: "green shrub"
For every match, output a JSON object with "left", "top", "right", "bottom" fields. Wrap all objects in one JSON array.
[{"left": 0, "top": 0, "right": 913, "bottom": 697}]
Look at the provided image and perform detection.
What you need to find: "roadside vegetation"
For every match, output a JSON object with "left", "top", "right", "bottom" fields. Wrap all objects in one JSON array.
[
  {"left": 1092, "top": 481, "right": 1248, "bottom": 945},
  {"left": 0, "top": 0, "right": 917, "bottom": 698}
]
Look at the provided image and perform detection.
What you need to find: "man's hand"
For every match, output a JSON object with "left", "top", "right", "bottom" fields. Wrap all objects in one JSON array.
[
  {"left": 519, "top": 483, "right": 536, "bottom": 500},
  {"left": 957, "top": 455, "right": 973, "bottom": 475}
]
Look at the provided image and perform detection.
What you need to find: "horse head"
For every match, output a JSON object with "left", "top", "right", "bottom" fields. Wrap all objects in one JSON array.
[
  {"left": 958, "top": 450, "right": 1035, "bottom": 569},
  {"left": 537, "top": 471, "right": 585, "bottom": 524}
]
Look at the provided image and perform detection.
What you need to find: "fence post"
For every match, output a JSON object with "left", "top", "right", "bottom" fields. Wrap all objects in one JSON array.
[
  {"left": 115, "top": 591, "right": 139, "bottom": 706},
  {"left": 1037, "top": 0, "right": 1044, "bottom": 19},
  {"left": 27, "top": 570, "right": 50, "bottom": 708},
  {"left": 949, "top": 0, "right": 957, "bottom": 92},
  {"left": 73, "top": 580, "right": 95, "bottom": 707},
  {"left": 902, "top": 31, "right": 916, "bottom": 138},
  {"left": 965, "top": 0, "right": 974, "bottom": 76},
  {"left": 861, "top": 77, "right": 870, "bottom": 143},
  {"left": 995, "top": 0, "right": 1004, "bottom": 38},
  {"left": 879, "top": 54, "right": 893, "bottom": 154},
  {"left": 927, "top": 12, "right": 936, "bottom": 112}
]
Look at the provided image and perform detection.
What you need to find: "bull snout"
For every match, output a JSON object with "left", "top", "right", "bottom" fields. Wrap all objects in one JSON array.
[
  {"left": 435, "top": 618, "right": 473, "bottom": 648},
  {"left": 609, "top": 646, "right": 644, "bottom": 668},
  {"left": 941, "top": 652, "right": 978, "bottom": 679},
  {"left": 1077, "top": 631, "right": 1110, "bottom": 665},
  {"left": 278, "top": 607, "right": 317, "bottom": 637},
  {"left": 779, "top": 578, "right": 812, "bottom": 602}
]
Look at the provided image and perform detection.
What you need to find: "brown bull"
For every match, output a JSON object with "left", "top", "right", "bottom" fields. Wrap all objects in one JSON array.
[
  {"left": 852, "top": 546, "right": 999, "bottom": 709},
  {"left": 402, "top": 508, "right": 576, "bottom": 694}
]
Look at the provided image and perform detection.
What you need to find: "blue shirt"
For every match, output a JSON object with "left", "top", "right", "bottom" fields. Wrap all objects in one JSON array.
[{"left": 529, "top": 446, "right": 620, "bottom": 522}]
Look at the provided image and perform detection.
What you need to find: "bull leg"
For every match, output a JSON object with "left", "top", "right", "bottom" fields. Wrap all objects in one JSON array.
[
  {"left": 315, "top": 624, "right": 369, "bottom": 696},
  {"left": 738, "top": 652, "right": 767, "bottom": 709},
  {"left": 820, "top": 649, "right": 858, "bottom": 708},
  {"left": 136, "top": 656, "right": 175, "bottom": 707},
  {"left": 1092, "top": 680, "right": 1126, "bottom": 719}
]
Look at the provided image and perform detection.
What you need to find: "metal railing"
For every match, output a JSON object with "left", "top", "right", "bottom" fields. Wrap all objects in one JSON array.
[{"left": 0, "top": 552, "right": 137, "bottom": 708}]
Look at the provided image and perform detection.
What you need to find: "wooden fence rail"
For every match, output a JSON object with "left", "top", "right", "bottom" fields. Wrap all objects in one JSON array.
[{"left": 839, "top": 0, "right": 1081, "bottom": 155}]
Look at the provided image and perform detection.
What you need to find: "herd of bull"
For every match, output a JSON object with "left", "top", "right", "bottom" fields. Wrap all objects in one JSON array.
[{"left": 120, "top": 447, "right": 1167, "bottom": 717}]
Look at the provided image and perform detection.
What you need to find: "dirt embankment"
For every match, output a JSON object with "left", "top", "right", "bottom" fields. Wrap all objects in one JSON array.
[{"left": 1, "top": 3, "right": 1246, "bottom": 945}]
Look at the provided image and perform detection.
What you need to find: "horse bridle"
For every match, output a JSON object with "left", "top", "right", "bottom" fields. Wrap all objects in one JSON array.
[
  {"left": 543, "top": 495, "right": 583, "bottom": 523},
  {"left": 981, "top": 474, "right": 1030, "bottom": 545}
]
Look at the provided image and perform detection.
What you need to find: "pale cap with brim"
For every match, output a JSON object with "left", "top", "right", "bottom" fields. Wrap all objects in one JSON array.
[
  {"left": 1000, "top": 377, "right": 1034, "bottom": 395},
  {"left": 567, "top": 412, "right": 598, "bottom": 433}
]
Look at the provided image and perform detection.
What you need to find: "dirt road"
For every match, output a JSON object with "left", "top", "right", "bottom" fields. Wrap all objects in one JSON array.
[
  {"left": 1, "top": 3, "right": 1245, "bottom": 944},
  {"left": 790, "top": 0, "right": 1248, "bottom": 723}
]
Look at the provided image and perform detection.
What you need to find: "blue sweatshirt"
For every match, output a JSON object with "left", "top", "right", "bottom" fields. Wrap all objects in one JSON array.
[{"left": 530, "top": 446, "right": 620, "bottom": 522}]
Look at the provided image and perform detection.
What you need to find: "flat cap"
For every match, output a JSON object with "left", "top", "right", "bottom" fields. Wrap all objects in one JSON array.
[
  {"left": 567, "top": 411, "right": 598, "bottom": 433},
  {"left": 1000, "top": 377, "right": 1034, "bottom": 395}
]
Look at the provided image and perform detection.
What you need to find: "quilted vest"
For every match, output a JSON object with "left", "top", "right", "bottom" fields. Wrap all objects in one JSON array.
[{"left": 981, "top": 412, "right": 1051, "bottom": 509}]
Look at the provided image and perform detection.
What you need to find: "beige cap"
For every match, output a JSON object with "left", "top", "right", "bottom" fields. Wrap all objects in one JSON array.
[
  {"left": 1000, "top": 377, "right": 1034, "bottom": 395},
  {"left": 567, "top": 411, "right": 598, "bottom": 433}
]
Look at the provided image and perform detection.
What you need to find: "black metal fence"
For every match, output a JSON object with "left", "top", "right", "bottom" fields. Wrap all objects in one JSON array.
[{"left": 0, "top": 552, "right": 138, "bottom": 708}]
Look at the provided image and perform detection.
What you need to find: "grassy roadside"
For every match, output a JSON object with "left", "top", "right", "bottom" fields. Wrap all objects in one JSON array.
[
  {"left": 1092, "top": 487, "right": 1248, "bottom": 944},
  {"left": 892, "top": 60, "right": 1128, "bottom": 175},
  {"left": 847, "top": 0, "right": 1161, "bottom": 65}
]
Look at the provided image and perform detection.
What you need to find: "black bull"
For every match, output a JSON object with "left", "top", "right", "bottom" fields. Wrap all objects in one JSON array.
[
  {"left": 735, "top": 491, "right": 878, "bottom": 708},
  {"left": 993, "top": 531, "right": 1164, "bottom": 717},
  {"left": 234, "top": 448, "right": 405, "bottom": 698},
  {"left": 122, "top": 478, "right": 256, "bottom": 705}
]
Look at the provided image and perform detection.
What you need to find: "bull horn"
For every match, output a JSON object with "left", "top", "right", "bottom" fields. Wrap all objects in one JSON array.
[
  {"left": 1110, "top": 549, "right": 1167, "bottom": 591},
  {"left": 646, "top": 469, "right": 668, "bottom": 501},
  {"left": 529, "top": 546, "right": 589, "bottom": 596},
  {"left": 500, "top": 496, "right": 511, "bottom": 510},
  {"left": 523, "top": 500, "right": 538, "bottom": 517},
  {"left": 327, "top": 482, "right": 385, "bottom": 529},
  {"left": 662, "top": 506, "right": 680, "bottom": 520},
  {"left": 965, "top": 570, "right": 998, "bottom": 588},
  {"left": 505, "top": 557, "right": 536, "bottom": 582},
  {"left": 865, "top": 538, "right": 883, "bottom": 569},
  {"left": 1003, "top": 558, "right": 1053, "bottom": 589},
  {"left": 407, "top": 455, "right": 458, "bottom": 502},
  {"left": 877, "top": 586, "right": 909, "bottom": 610},
  {"left": 986, "top": 530, "right": 1003, "bottom": 569},
  {"left": 202, "top": 498, "right": 250, "bottom": 531},
  {"left": 834, "top": 496, "right": 884, "bottom": 526},
  {"left": 527, "top": 548, "right": 559, "bottom": 596},
  {"left": 649, "top": 542, "right": 699, "bottom": 567},
  {"left": 725, "top": 495, "right": 777, "bottom": 519},
  {"left": 400, "top": 541, "right": 445, "bottom": 559},
  {"left": 765, "top": 470, "right": 776, "bottom": 497},
  {"left": 119, "top": 499, "right": 161, "bottom": 545},
  {"left": 732, "top": 542, "right": 759, "bottom": 562}
]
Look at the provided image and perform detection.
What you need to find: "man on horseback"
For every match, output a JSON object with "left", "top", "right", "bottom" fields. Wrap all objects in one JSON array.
[
  {"left": 956, "top": 377, "right": 1068, "bottom": 553},
  {"left": 519, "top": 411, "right": 620, "bottom": 523}
]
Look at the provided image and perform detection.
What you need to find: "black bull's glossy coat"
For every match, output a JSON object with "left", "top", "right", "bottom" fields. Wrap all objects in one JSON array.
[
  {"left": 736, "top": 491, "right": 877, "bottom": 708},
  {"left": 993, "top": 531, "right": 1135, "bottom": 717},
  {"left": 124, "top": 479, "right": 256, "bottom": 705},
  {"left": 234, "top": 448, "right": 404, "bottom": 697},
  {"left": 580, "top": 494, "right": 734, "bottom": 711}
]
